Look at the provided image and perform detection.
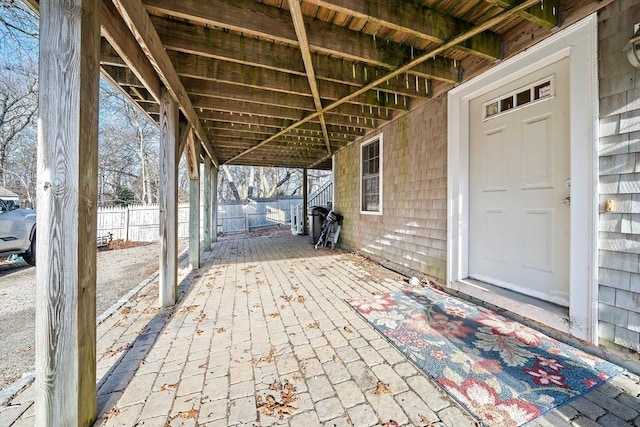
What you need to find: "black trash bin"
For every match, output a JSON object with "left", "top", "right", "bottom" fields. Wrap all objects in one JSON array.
[{"left": 308, "top": 206, "right": 329, "bottom": 244}]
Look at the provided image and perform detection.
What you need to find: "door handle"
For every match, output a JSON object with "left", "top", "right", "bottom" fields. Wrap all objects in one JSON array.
[{"left": 561, "top": 196, "right": 571, "bottom": 206}]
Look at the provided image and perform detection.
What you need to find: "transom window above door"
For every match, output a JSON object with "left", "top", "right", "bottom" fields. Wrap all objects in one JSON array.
[
  {"left": 361, "top": 135, "right": 383, "bottom": 214},
  {"left": 483, "top": 76, "right": 555, "bottom": 120}
]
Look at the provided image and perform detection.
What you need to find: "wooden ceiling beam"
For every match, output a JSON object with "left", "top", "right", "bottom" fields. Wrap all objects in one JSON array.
[
  {"left": 186, "top": 80, "right": 403, "bottom": 119},
  {"left": 213, "top": 142, "right": 330, "bottom": 156},
  {"left": 209, "top": 129, "right": 341, "bottom": 146},
  {"left": 110, "top": 0, "right": 219, "bottom": 168},
  {"left": 226, "top": 0, "right": 541, "bottom": 165},
  {"left": 191, "top": 96, "right": 380, "bottom": 127},
  {"left": 143, "top": 0, "right": 500, "bottom": 60},
  {"left": 170, "top": 51, "right": 436, "bottom": 101},
  {"left": 199, "top": 111, "right": 368, "bottom": 136},
  {"left": 152, "top": 17, "right": 459, "bottom": 83},
  {"left": 303, "top": 0, "right": 502, "bottom": 60},
  {"left": 290, "top": 0, "right": 329, "bottom": 155},
  {"left": 206, "top": 123, "right": 356, "bottom": 142},
  {"left": 485, "top": 0, "right": 560, "bottom": 29},
  {"left": 218, "top": 157, "right": 329, "bottom": 169},
  {"left": 101, "top": 64, "right": 144, "bottom": 87},
  {"left": 101, "top": 1, "right": 163, "bottom": 103}
]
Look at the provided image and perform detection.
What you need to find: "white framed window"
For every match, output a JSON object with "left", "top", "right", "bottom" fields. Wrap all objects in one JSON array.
[{"left": 360, "top": 135, "right": 383, "bottom": 214}]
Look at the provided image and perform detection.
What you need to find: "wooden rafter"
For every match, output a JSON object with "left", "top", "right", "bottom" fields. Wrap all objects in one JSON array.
[
  {"left": 289, "top": 0, "right": 333, "bottom": 155},
  {"left": 143, "top": 0, "right": 501, "bottom": 60},
  {"left": 151, "top": 17, "right": 459, "bottom": 83},
  {"left": 226, "top": 0, "right": 542, "bottom": 165},
  {"left": 167, "top": 50, "right": 454, "bottom": 96},
  {"left": 110, "top": 0, "right": 219, "bottom": 168},
  {"left": 485, "top": 0, "right": 560, "bottom": 29}
]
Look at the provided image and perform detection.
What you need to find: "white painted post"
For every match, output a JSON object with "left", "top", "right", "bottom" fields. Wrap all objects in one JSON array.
[
  {"left": 303, "top": 168, "right": 308, "bottom": 236},
  {"left": 189, "top": 166, "right": 200, "bottom": 270},
  {"left": 203, "top": 160, "right": 212, "bottom": 251},
  {"left": 124, "top": 205, "right": 130, "bottom": 242},
  {"left": 36, "top": 0, "right": 100, "bottom": 424},
  {"left": 212, "top": 166, "right": 218, "bottom": 242},
  {"left": 159, "top": 87, "right": 178, "bottom": 306}
]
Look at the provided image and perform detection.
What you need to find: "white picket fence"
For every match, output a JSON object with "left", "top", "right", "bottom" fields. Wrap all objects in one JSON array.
[{"left": 97, "top": 198, "right": 302, "bottom": 242}]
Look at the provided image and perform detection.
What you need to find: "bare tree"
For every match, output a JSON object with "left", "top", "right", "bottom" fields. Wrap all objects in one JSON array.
[
  {"left": 0, "top": 60, "right": 37, "bottom": 187},
  {"left": 98, "top": 81, "right": 159, "bottom": 206}
]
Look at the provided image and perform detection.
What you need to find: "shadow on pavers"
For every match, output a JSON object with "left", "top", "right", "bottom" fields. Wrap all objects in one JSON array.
[{"left": 95, "top": 265, "right": 199, "bottom": 419}]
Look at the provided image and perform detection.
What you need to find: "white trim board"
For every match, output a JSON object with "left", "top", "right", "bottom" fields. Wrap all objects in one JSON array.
[
  {"left": 447, "top": 15, "right": 598, "bottom": 343},
  {"left": 359, "top": 134, "right": 384, "bottom": 216}
]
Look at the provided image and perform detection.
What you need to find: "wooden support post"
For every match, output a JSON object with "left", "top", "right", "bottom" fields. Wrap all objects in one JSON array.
[
  {"left": 159, "top": 87, "right": 179, "bottom": 306},
  {"left": 302, "top": 168, "right": 308, "bottom": 236},
  {"left": 203, "top": 160, "right": 212, "bottom": 251},
  {"left": 189, "top": 147, "right": 201, "bottom": 270},
  {"left": 212, "top": 166, "right": 219, "bottom": 242},
  {"left": 35, "top": 0, "right": 100, "bottom": 425}
]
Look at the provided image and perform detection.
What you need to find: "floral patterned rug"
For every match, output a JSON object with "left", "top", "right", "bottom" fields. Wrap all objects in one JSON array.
[{"left": 347, "top": 287, "right": 624, "bottom": 427}]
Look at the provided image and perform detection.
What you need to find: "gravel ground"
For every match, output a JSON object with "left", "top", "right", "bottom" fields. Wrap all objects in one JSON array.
[{"left": 0, "top": 239, "right": 187, "bottom": 389}]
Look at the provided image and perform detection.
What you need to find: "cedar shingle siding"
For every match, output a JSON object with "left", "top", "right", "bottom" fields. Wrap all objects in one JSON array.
[
  {"left": 335, "top": 1, "right": 640, "bottom": 355},
  {"left": 597, "top": 1, "right": 640, "bottom": 353}
]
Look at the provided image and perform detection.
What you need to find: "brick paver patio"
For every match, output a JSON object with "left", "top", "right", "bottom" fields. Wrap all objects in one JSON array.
[{"left": 2, "top": 234, "right": 639, "bottom": 426}]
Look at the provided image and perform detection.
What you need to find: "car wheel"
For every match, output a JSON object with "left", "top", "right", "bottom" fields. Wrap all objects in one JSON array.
[{"left": 24, "top": 232, "right": 36, "bottom": 266}]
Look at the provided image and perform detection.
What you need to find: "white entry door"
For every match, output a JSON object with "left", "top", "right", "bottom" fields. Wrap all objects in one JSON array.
[{"left": 468, "top": 57, "right": 570, "bottom": 307}]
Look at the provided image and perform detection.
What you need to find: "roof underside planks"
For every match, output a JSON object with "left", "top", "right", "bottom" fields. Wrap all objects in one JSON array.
[{"left": 30, "top": 0, "right": 611, "bottom": 170}]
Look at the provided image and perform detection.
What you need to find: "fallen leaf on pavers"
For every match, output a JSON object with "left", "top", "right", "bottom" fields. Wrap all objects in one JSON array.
[
  {"left": 216, "top": 327, "right": 225, "bottom": 333},
  {"left": 197, "top": 291, "right": 206, "bottom": 296},
  {"left": 280, "top": 304, "right": 286, "bottom": 309},
  {"left": 201, "top": 395, "right": 210, "bottom": 403},
  {"left": 198, "top": 363, "right": 207, "bottom": 369},
  {"left": 333, "top": 355, "right": 341, "bottom": 362},
  {"left": 419, "top": 415, "right": 445, "bottom": 427},
  {"left": 280, "top": 295, "right": 293, "bottom": 302},
  {"left": 176, "top": 305, "right": 199, "bottom": 314},
  {"left": 100, "top": 408, "right": 120, "bottom": 419},
  {"left": 252, "top": 303, "right": 261, "bottom": 308},
  {"left": 382, "top": 421, "right": 399, "bottom": 427},
  {"left": 171, "top": 409, "right": 198, "bottom": 419},
  {"left": 291, "top": 284, "right": 299, "bottom": 291},
  {"left": 292, "top": 373, "right": 302, "bottom": 382},
  {"left": 296, "top": 295, "right": 305, "bottom": 303},
  {"left": 120, "top": 306, "right": 132, "bottom": 315},
  {"left": 375, "top": 381, "right": 391, "bottom": 395},
  {"left": 269, "top": 312, "right": 280, "bottom": 318},
  {"left": 196, "top": 329, "right": 204, "bottom": 336},
  {"left": 279, "top": 380, "right": 296, "bottom": 403},
  {"left": 145, "top": 307, "right": 161, "bottom": 314},
  {"left": 257, "top": 381, "right": 298, "bottom": 419},
  {"left": 253, "top": 346, "right": 276, "bottom": 365},
  {"left": 237, "top": 285, "right": 243, "bottom": 289},
  {"left": 160, "top": 382, "right": 179, "bottom": 392},
  {"left": 308, "top": 322, "right": 319, "bottom": 329},
  {"left": 343, "top": 326, "right": 354, "bottom": 334},
  {"left": 103, "top": 343, "right": 131, "bottom": 358},
  {"left": 205, "top": 282, "right": 213, "bottom": 289}
]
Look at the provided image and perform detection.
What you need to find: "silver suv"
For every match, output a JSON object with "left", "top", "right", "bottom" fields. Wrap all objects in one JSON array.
[{"left": 0, "top": 199, "right": 36, "bottom": 266}]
